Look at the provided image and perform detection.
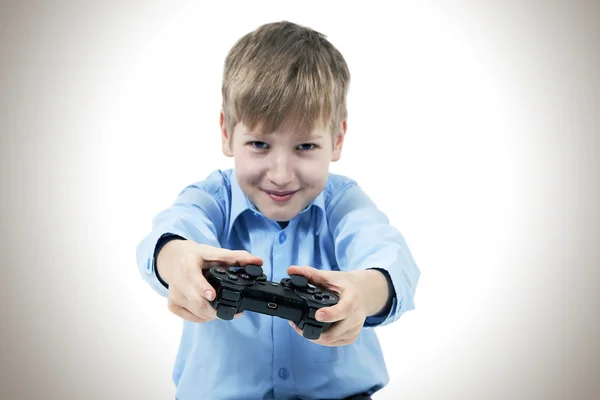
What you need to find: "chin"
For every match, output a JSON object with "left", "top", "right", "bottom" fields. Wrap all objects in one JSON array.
[{"left": 264, "top": 211, "right": 294, "bottom": 222}]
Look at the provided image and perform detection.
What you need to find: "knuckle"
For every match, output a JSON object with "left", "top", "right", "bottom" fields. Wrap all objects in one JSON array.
[{"left": 186, "top": 291, "right": 202, "bottom": 304}]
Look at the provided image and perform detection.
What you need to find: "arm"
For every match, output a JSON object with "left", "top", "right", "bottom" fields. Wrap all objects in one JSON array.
[
  {"left": 327, "top": 181, "right": 420, "bottom": 327},
  {"left": 135, "top": 171, "right": 226, "bottom": 298}
]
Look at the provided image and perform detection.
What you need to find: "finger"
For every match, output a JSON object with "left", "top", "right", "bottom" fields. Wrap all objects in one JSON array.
[
  {"left": 186, "top": 297, "right": 218, "bottom": 320},
  {"left": 168, "top": 303, "right": 210, "bottom": 323},
  {"left": 287, "top": 320, "right": 348, "bottom": 345},
  {"left": 199, "top": 245, "right": 263, "bottom": 266},
  {"left": 313, "top": 295, "right": 356, "bottom": 324},
  {"left": 288, "top": 321, "right": 304, "bottom": 336},
  {"left": 170, "top": 279, "right": 217, "bottom": 320},
  {"left": 311, "top": 323, "right": 360, "bottom": 347},
  {"left": 324, "top": 325, "right": 363, "bottom": 346},
  {"left": 178, "top": 267, "right": 217, "bottom": 302},
  {"left": 288, "top": 321, "right": 347, "bottom": 347},
  {"left": 286, "top": 265, "right": 334, "bottom": 288},
  {"left": 316, "top": 317, "right": 359, "bottom": 344}
]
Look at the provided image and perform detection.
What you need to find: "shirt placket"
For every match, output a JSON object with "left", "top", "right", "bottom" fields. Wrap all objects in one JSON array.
[{"left": 271, "top": 222, "right": 297, "bottom": 398}]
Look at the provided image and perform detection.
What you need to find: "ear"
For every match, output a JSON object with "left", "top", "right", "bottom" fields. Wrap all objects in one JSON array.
[
  {"left": 220, "top": 111, "right": 234, "bottom": 157},
  {"left": 331, "top": 120, "right": 347, "bottom": 162}
]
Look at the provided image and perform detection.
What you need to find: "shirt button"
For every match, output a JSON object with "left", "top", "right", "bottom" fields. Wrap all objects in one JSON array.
[
  {"left": 279, "top": 232, "right": 287, "bottom": 244},
  {"left": 278, "top": 367, "right": 289, "bottom": 380}
]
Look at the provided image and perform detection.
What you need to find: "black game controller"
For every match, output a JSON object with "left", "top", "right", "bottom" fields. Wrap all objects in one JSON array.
[{"left": 205, "top": 264, "right": 339, "bottom": 340}]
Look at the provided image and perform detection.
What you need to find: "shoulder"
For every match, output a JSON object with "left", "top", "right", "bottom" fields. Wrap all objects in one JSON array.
[
  {"left": 180, "top": 169, "right": 232, "bottom": 191},
  {"left": 175, "top": 169, "right": 233, "bottom": 206},
  {"left": 323, "top": 172, "right": 358, "bottom": 204}
]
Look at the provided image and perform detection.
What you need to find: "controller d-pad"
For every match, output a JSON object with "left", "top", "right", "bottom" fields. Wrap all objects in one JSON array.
[{"left": 314, "top": 294, "right": 323, "bottom": 300}]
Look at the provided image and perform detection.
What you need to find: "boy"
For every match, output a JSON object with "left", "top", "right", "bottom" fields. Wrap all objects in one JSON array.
[{"left": 136, "top": 21, "right": 420, "bottom": 400}]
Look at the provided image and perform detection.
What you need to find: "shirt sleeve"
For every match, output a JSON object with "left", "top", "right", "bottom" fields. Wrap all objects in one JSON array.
[
  {"left": 135, "top": 174, "right": 226, "bottom": 298},
  {"left": 326, "top": 181, "right": 421, "bottom": 328}
]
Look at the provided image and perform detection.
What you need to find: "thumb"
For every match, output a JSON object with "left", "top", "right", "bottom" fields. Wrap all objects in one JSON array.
[
  {"left": 200, "top": 245, "right": 263, "bottom": 266},
  {"left": 287, "top": 265, "right": 333, "bottom": 287}
]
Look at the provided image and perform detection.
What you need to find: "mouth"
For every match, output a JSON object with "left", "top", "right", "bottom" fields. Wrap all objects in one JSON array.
[{"left": 263, "top": 189, "right": 298, "bottom": 202}]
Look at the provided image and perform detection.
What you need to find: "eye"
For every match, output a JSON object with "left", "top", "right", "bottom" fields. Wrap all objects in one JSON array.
[
  {"left": 297, "top": 143, "right": 317, "bottom": 151},
  {"left": 249, "top": 141, "right": 269, "bottom": 149}
]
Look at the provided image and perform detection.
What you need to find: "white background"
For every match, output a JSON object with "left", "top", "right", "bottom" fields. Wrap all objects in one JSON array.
[{"left": 1, "top": 1, "right": 598, "bottom": 399}]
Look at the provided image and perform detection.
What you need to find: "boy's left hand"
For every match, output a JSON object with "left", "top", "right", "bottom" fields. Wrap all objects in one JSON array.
[{"left": 286, "top": 265, "right": 382, "bottom": 347}]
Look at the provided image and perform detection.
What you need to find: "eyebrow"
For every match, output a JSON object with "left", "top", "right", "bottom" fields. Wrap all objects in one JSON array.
[{"left": 243, "top": 132, "right": 325, "bottom": 141}]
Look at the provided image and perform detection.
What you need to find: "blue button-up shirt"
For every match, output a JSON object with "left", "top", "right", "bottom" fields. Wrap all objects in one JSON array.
[{"left": 136, "top": 169, "right": 420, "bottom": 399}]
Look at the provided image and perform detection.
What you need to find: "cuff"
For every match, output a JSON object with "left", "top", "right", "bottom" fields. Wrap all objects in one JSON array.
[
  {"left": 153, "top": 233, "right": 187, "bottom": 289},
  {"left": 364, "top": 268, "right": 396, "bottom": 327}
]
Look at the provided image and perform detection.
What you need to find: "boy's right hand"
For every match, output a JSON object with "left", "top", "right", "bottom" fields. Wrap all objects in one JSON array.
[{"left": 156, "top": 240, "right": 263, "bottom": 323}]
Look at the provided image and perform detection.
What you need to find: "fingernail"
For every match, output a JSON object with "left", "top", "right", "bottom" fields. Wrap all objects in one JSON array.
[
  {"left": 316, "top": 311, "right": 326, "bottom": 321},
  {"left": 204, "top": 290, "right": 213, "bottom": 301}
]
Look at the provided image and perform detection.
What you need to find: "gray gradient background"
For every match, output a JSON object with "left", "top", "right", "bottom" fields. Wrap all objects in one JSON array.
[{"left": 1, "top": 1, "right": 598, "bottom": 399}]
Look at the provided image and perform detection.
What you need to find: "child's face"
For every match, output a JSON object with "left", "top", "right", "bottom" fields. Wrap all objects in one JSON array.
[{"left": 220, "top": 112, "right": 346, "bottom": 222}]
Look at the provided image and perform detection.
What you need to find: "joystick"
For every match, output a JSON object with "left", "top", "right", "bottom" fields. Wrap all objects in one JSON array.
[{"left": 205, "top": 264, "right": 338, "bottom": 340}]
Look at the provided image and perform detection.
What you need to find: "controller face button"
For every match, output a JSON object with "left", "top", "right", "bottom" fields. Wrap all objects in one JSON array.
[
  {"left": 314, "top": 294, "right": 323, "bottom": 300},
  {"left": 323, "top": 294, "right": 330, "bottom": 299},
  {"left": 215, "top": 268, "right": 226, "bottom": 274},
  {"left": 222, "top": 289, "right": 241, "bottom": 302},
  {"left": 306, "top": 288, "right": 315, "bottom": 294},
  {"left": 228, "top": 266, "right": 244, "bottom": 273},
  {"left": 227, "top": 274, "right": 238, "bottom": 281},
  {"left": 240, "top": 273, "right": 250, "bottom": 280},
  {"left": 270, "top": 282, "right": 279, "bottom": 286}
]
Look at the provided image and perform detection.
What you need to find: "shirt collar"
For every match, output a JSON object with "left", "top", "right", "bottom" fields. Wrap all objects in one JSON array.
[{"left": 228, "top": 171, "right": 326, "bottom": 237}]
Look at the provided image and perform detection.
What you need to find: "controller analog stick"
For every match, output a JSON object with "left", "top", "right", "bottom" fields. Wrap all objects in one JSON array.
[
  {"left": 244, "top": 264, "right": 263, "bottom": 278},
  {"left": 289, "top": 275, "right": 308, "bottom": 288}
]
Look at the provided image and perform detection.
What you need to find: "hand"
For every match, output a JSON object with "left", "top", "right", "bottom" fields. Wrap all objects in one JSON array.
[
  {"left": 286, "top": 265, "right": 375, "bottom": 347},
  {"left": 157, "top": 240, "right": 263, "bottom": 323}
]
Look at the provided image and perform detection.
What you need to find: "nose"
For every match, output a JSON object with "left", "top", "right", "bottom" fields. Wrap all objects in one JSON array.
[{"left": 266, "top": 152, "right": 294, "bottom": 188}]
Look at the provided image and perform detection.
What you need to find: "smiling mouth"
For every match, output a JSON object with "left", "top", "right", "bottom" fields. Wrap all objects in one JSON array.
[{"left": 264, "top": 190, "right": 298, "bottom": 202}]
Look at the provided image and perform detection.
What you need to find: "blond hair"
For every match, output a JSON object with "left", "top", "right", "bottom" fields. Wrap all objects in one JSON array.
[{"left": 221, "top": 21, "right": 350, "bottom": 136}]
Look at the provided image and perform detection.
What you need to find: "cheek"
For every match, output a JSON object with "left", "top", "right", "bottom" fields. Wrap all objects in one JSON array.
[
  {"left": 299, "top": 159, "right": 329, "bottom": 186},
  {"left": 235, "top": 154, "right": 263, "bottom": 181}
]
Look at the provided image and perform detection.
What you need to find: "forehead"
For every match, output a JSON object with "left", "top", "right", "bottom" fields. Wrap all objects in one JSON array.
[{"left": 238, "top": 120, "right": 330, "bottom": 141}]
